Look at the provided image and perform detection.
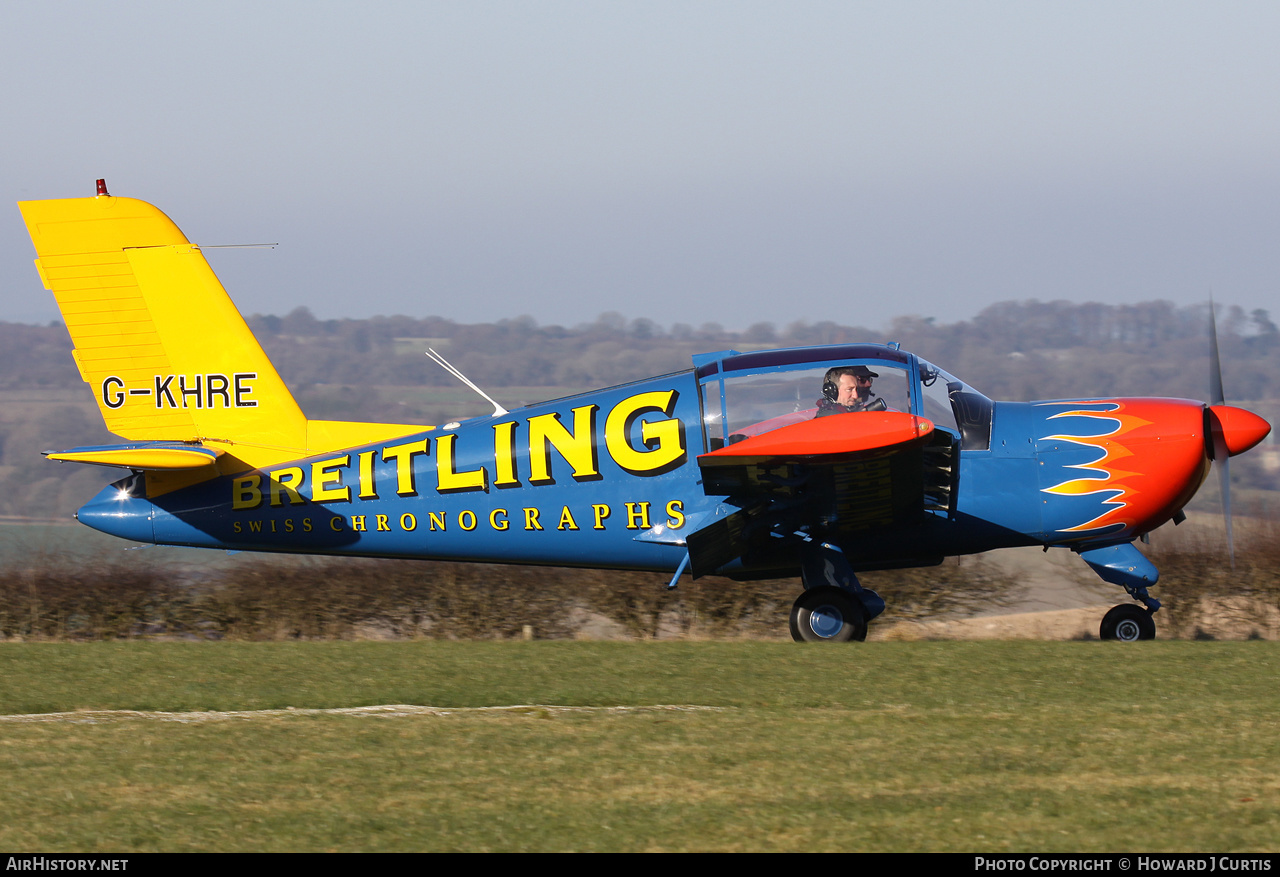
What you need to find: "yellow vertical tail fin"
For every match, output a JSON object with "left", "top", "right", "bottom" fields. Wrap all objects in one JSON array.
[
  {"left": 20, "top": 194, "right": 309, "bottom": 473},
  {"left": 20, "top": 191, "right": 430, "bottom": 480}
]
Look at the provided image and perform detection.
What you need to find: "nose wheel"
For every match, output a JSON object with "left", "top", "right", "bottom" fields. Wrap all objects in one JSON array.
[
  {"left": 1099, "top": 604, "right": 1156, "bottom": 641},
  {"left": 790, "top": 586, "right": 868, "bottom": 642}
]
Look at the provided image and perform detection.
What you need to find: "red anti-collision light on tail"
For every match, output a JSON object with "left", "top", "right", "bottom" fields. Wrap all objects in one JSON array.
[
  {"left": 96, "top": 179, "right": 109, "bottom": 196},
  {"left": 1209, "top": 405, "right": 1272, "bottom": 457}
]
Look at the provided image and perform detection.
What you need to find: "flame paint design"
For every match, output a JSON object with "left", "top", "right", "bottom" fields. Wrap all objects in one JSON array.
[
  {"left": 1039, "top": 402, "right": 1151, "bottom": 532},
  {"left": 1035, "top": 399, "right": 1206, "bottom": 537}
]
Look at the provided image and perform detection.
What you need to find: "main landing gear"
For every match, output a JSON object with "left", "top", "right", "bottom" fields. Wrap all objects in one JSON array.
[
  {"left": 790, "top": 541, "right": 884, "bottom": 643},
  {"left": 790, "top": 586, "right": 867, "bottom": 642}
]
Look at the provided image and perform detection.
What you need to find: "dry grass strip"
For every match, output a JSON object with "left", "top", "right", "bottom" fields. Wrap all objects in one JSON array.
[{"left": 0, "top": 703, "right": 726, "bottom": 724}]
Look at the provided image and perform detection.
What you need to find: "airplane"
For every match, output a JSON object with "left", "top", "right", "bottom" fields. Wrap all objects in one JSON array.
[{"left": 17, "top": 183, "right": 1273, "bottom": 643}]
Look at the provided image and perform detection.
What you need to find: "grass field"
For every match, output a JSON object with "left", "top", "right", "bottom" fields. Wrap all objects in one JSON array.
[{"left": 1, "top": 641, "right": 1277, "bottom": 852}]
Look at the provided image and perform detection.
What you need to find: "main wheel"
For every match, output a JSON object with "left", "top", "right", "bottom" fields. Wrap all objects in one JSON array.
[
  {"left": 1099, "top": 604, "right": 1156, "bottom": 641},
  {"left": 789, "top": 587, "right": 868, "bottom": 643}
]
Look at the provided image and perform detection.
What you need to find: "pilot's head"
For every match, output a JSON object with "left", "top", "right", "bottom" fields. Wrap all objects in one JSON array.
[{"left": 824, "top": 365, "right": 878, "bottom": 407}]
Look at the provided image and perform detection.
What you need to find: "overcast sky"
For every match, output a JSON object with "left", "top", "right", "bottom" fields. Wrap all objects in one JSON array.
[{"left": 3, "top": 1, "right": 1279, "bottom": 332}]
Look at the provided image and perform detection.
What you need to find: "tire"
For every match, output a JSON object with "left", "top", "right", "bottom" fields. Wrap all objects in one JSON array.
[
  {"left": 1099, "top": 604, "right": 1156, "bottom": 641},
  {"left": 789, "top": 587, "right": 868, "bottom": 643}
]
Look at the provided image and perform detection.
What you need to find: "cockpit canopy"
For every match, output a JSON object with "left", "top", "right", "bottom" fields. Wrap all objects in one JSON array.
[{"left": 695, "top": 344, "right": 993, "bottom": 451}]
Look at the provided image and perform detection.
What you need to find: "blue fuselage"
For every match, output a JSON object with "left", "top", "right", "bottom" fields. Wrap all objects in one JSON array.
[{"left": 77, "top": 353, "right": 1209, "bottom": 576}]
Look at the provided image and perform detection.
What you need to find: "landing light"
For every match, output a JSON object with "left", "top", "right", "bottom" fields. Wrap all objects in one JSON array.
[{"left": 115, "top": 487, "right": 131, "bottom": 501}]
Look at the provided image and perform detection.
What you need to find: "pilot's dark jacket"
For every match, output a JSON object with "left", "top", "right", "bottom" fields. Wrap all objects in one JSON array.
[{"left": 814, "top": 394, "right": 882, "bottom": 417}]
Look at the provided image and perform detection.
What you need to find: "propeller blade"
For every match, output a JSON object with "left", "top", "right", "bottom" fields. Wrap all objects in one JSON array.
[
  {"left": 1215, "top": 434, "right": 1235, "bottom": 568},
  {"left": 1207, "top": 300, "right": 1234, "bottom": 566},
  {"left": 1208, "top": 299, "right": 1226, "bottom": 406}
]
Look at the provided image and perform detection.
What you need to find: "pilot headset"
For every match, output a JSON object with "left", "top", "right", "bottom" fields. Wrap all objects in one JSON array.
[{"left": 822, "top": 368, "right": 843, "bottom": 402}]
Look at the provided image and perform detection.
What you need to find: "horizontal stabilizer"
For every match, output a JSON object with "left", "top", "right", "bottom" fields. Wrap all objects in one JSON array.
[{"left": 44, "top": 441, "right": 223, "bottom": 470}]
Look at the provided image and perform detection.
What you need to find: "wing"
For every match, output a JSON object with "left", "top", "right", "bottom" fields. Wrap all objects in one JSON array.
[{"left": 687, "top": 411, "right": 954, "bottom": 577}]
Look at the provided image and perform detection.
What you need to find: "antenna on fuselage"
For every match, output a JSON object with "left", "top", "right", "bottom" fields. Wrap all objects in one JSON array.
[{"left": 425, "top": 348, "right": 509, "bottom": 418}]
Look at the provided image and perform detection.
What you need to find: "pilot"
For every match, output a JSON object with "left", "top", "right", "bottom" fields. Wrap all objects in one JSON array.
[{"left": 815, "top": 365, "right": 885, "bottom": 417}]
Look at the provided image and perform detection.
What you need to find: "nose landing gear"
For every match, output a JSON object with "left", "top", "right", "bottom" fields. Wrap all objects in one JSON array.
[
  {"left": 1079, "top": 543, "right": 1161, "bottom": 641},
  {"left": 1099, "top": 603, "right": 1157, "bottom": 641}
]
